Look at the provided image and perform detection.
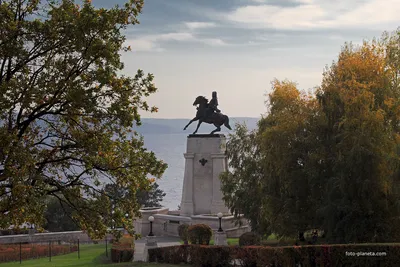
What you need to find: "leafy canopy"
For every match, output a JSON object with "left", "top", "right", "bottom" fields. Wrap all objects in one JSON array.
[
  {"left": 221, "top": 28, "right": 400, "bottom": 243},
  {"left": 0, "top": 0, "right": 167, "bottom": 238}
]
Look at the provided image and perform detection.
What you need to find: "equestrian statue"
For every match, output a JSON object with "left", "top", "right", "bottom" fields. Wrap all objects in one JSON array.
[{"left": 183, "top": 91, "right": 232, "bottom": 135}]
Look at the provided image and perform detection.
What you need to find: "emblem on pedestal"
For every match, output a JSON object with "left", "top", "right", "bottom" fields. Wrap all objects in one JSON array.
[{"left": 199, "top": 158, "right": 208, "bottom": 166}]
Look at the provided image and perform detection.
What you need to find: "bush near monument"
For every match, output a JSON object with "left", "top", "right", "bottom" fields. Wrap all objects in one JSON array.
[
  {"left": 148, "top": 244, "right": 398, "bottom": 266},
  {"left": 148, "top": 245, "right": 191, "bottom": 264},
  {"left": 178, "top": 223, "right": 189, "bottom": 244},
  {"left": 239, "top": 232, "right": 261, "bottom": 246},
  {"left": 110, "top": 234, "right": 135, "bottom": 263},
  {"left": 187, "top": 224, "right": 213, "bottom": 245},
  {"left": 110, "top": 244, "right": 134, "bottom": 263}
]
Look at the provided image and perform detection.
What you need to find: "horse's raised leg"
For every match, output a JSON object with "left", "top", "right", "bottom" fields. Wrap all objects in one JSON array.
[
  {"left": 193, "top": 121, "right": 202, "bottom": 135},
  {"left": 210, "top": 125, "right": 221, "bottom": 134},
  {"left": 184, "top": 117, "right": 198, "bottom": 130}
]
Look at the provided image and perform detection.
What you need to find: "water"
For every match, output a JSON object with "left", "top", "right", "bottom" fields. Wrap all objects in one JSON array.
[
  {"left": 142, "top": 133, "right": 187, "bottom": 210},
  {"left": 138, "top": 118, "right": 259, "bottom": 210}
]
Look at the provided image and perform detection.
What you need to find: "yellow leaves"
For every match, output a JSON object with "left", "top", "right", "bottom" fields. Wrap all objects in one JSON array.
[
  {"left": 384, "top": 98, "right": 395, "bottom": 108},
  {"left": 269, "top": 79, "right": 301, "bottom": 112},
  {"left": 374, "top": 109, "right": 385, "bottom": 123}
]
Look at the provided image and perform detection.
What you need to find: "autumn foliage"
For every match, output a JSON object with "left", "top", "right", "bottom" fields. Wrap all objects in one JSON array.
[
  {"left": 0, "top": 0, "right": 167, "bottom": 237},
  {"left": 221, "top": 28, "right": 400, "bottom": 243}
]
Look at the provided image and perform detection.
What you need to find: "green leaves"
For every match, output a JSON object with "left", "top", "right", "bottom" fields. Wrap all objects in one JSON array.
[
  {"left": 221, "top": 28, "right": 400, "bottom": 243},
  {"left": 0, "top": 0, "right": 166, "bottom": 238}
]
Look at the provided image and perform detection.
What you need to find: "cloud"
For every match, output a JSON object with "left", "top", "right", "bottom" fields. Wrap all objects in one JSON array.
[
  {"left": 202, "top": 38, "right": 226, "bottom": 46},
  {"left": 184, "top": 22, "right": 216, "bottom": 30},
  {"left": 222, "top": 3, "right": 326, "bottom": 29},
  {"left": 125, "top": 32, "right": 226, "bottom": 52},
  {"left": 125, "top": 32, "right": 193, "bottom": 52},
  {"left": 217, "top": 0, "right": 400, "bottom": 30}
]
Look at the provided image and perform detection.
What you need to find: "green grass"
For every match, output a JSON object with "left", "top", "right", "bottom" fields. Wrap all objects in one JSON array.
[{"left": 0, "top": 244, "right": 188, "bottom": 267}]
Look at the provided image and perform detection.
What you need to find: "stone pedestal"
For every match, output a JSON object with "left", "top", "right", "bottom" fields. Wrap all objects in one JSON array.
[
  {"left": 146, "top": 236, "right": 158, "bottom": 247},
  {"left": 143, "top": 236, "right": 158, "bottom": 262},
  {"left": 214, "top": 231, "right": 228, "bottom": 246},
  {"left": 180, "top": 134, "right": 230, "bottom": 216}
]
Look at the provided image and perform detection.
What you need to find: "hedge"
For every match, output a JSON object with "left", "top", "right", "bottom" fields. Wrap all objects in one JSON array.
[
  {"left": 110, "top": 242, "right": 134, "bottom": 263},
  {"left": 148, "top": 243, "right": 400, "bottom": 267}
]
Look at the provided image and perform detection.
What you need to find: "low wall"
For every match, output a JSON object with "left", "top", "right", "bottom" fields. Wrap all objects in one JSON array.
[{"left": 0, "top": 231, "right": 102, "bottom": 244}]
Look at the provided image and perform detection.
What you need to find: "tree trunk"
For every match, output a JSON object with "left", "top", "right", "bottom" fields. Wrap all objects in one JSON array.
[{"left": 298, "top": 231, "right": 305, "bottom": 242}]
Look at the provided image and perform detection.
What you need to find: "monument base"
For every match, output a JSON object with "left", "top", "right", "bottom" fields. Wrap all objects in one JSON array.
[
  {"left": 180, "top": 134, "right": 230, "bottom": 216},
  {"left": 143, "top": 236, "right": 158, "bottom": 262},
  {"left": 214, "top": 231, "right": 228, "bottom": 246},
  {"left": 134, "top": 207, "right": 250, "bottom": 238}
]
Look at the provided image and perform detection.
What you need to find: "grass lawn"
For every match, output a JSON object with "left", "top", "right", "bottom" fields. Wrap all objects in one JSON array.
[{"left": 0, "top": 244, "right": 188, "bottom": 267}]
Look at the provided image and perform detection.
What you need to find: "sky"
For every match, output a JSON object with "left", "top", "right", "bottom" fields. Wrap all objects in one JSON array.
[{"left": 94, "top": 0, "right": 399, "bottom": 119}]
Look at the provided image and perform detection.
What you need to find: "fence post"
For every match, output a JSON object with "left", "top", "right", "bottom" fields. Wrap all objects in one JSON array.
[
  {"left": 78, "top": 239, "right": 80, "bottom": 259},
  {"left": 19, "top": 242, "right": 22, "bottom": 264},
  {"left": 49, "top": 241, "right": 51, "bottom": 262},
  {"left": 105, "top": 236, "right": 108, "bottom": 257}
]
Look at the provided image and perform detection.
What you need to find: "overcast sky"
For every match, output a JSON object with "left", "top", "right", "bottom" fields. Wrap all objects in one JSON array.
[{"left": 94, "top": 0, "right": 399, "bottom": 119}]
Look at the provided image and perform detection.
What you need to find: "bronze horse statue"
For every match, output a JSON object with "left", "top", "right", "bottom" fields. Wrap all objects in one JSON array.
[{"left": 183, "top": 96, "right": 232, "bottom": 134}]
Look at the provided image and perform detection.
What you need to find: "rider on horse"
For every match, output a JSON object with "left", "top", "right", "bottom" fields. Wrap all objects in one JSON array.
[
  {"left": 205, "top": 91, "right": 221, "bottom": 119},
  {"left": 184, "top": 91, "right": 231, "bottom": 134}
]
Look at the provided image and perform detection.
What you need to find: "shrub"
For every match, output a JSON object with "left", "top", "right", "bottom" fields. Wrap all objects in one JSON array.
[
  {"left": 148, "top": 245, "right": 190, "bottom": 264},
  {"left": 187, "top": 224, "right": 213, "bottom": 245},
  {"left": 190, "top": 245, "right": 231, "bottom": 267},
  {"left": 178, "top": 224, "right": 189, "bottom": 244},
  {"left": 148, "top": 243, "right": 400, "bottom": 267},
  {"left": 111, "top": 245, "right": 134, "bottom": 263},
  {"left": 119, "top": 234, "right": 135, "bottom": 248},
  {"left": 234, "top": 246, "right": 259, "bottom": 267},
  {"left": 239, "top": 232, "right": 261, "bottom": 246}
]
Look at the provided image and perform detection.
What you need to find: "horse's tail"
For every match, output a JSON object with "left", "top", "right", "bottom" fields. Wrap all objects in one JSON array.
[{"left": 224, "top": 115, "right": 232, "bottom": 130}]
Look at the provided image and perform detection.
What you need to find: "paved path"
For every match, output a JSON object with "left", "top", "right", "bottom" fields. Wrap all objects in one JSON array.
[{"left": 133, "top": 236, "right": 181, "bottom": 262}]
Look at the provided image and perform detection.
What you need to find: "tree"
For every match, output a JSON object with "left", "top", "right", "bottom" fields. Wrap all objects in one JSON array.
[
  {"left": 257, "top": 80, "right": 323, "bottom": 240},
  {"left": 44, "top": 195, "right": 80, "bottom": 232},
  {"left": 104, "top": 181, "right": 166, "bottom": 208},
  {"left": 221, "top": 28, "right": 400, "bottom": 243},
  {"left": 220, "top": 123, "right": 270, "bottom": 236},
  {"left": 222, "top": 80, "right": 322, "bottom": 240},
  {"left": 315, "top": 38, "right": 400, "bottom": 243},
  {"left": 0, "top": 0, "right": 167, "bottom": 238},
  {"left": 136, "top": 182, "right": 166, "bottom": 207}
]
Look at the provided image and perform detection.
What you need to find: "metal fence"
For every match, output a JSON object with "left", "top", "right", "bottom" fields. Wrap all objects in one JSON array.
[{"left": 0, "top": 239, "right": 93, "bottom": 264}]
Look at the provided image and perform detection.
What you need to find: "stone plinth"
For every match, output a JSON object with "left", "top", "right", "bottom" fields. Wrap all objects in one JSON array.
[
  {"left": 214, "top": 231, "right": 228, "bottom": 246},
  {"left": 145, "top": 236, "right": 158, "bottom": 247},
  {"left": 143, "top": 236, "right": 158, "bottom": 262},
  {"left": 180, "top": 134, "right": 230, "bottom": 216}
]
